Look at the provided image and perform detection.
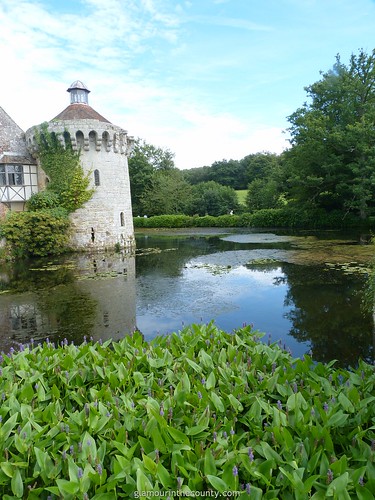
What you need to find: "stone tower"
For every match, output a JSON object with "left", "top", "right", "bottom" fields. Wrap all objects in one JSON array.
[{"left": 25, "top": 81, "right": 135, "bottom": 251}]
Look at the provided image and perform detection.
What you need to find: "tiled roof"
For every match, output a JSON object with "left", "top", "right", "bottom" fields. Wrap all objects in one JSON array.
[
  {"left": 51, "top": 104, "right": 111, "bottom": 123},
  {"left": 0, "top": 154, "right": 36, "bottom": 164},
  {"left": 0, "top": 106, "right": 35, "bottom": 163}
]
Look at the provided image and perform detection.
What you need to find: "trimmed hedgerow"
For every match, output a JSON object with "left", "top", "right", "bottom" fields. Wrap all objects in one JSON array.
[
  {"left": 0, "top": 323, "right": 374, "bottom": 498},
  {"left": 133, "top": 209, "right": 363, "bottom": 230}
]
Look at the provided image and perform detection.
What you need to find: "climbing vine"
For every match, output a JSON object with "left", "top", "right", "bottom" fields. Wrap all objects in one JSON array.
[
  {"left": 0, "top": 124, "right": 94, "bottom": 258},
  {"left": 35, "top": 123, "right": 94, "bottom": 212}
]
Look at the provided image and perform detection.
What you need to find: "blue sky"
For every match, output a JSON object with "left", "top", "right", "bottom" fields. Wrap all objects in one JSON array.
[{"left": 1, "top": 0, "right": 374, "bottom": 169}]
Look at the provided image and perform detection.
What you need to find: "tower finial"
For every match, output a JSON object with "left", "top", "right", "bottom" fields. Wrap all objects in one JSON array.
[{"left": 67, "top": 81, "right": 90, "bottom": 105}]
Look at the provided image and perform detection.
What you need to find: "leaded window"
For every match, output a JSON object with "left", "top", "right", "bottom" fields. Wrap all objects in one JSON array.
[{"left": 0, "top": 165, "right": 24, "bottom": 186}]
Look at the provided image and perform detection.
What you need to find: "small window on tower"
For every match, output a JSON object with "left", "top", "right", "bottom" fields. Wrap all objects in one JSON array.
[
  {"left": 120, "top": 212, "right": 125, "bottom": 226},
  {"left": 94, "top": 169, "right": 100, "bottom": 186}
]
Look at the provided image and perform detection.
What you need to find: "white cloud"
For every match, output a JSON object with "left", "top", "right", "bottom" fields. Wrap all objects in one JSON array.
[{"left": 1, "top": 0, "right": 374, "bottom": 170}]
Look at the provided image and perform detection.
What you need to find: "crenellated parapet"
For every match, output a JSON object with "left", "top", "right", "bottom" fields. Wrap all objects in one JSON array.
[
  {"left": 23, "top": 80, "right": 135, "bottom": 251},
  {"left": 25, "top": 121, "right": 135, "bottom": 157}
]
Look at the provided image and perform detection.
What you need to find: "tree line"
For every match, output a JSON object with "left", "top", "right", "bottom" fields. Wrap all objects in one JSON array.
[{"left": 129, "top": 48, "right": 375, "bottom": 222}]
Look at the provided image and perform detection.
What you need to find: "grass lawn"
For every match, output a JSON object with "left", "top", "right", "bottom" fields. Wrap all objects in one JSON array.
[{"left": 236, "top": 190, "right": 248, "bottom": 206}]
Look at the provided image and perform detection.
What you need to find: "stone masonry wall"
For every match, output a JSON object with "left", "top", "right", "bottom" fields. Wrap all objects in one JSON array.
[{"left": 26, "top": 119, "right": 135, "bottom": 251}]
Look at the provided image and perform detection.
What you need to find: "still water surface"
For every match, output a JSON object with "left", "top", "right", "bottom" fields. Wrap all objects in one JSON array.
[{"left": 0, "top": 228, "right": 374, "bottom": 367}]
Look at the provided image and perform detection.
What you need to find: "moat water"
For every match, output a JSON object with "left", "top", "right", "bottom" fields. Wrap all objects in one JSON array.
[{"left": 0, "top": 228, "right": 374, "bottom": 367}]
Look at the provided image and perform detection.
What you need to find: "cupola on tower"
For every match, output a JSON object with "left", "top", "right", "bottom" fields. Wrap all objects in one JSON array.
[{"left": 26, "top": 81, "right": 135, "bottom": 251}]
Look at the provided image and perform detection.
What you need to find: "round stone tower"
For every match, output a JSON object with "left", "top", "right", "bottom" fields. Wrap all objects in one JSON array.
[{"left": 25, "top": 81, "right": 135, "bottom": 251}]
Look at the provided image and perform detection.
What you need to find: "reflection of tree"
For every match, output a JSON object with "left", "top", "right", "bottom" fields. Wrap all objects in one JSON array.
[
  {"left": 0, "top": 256, "right": 98, "bottom": 346},
  {"left": 135, "top": 233, "right": 288, "bottom": 277},
  {"left": 280, "top": 264, "right": 373, "bottom": 367},
  {"left": 135, "top": 235, "right": 227, "bottom": 277},
  {"left": 0, "top": 257, "right": 76, "bottom": 293},
  {"left": 37, "top": 285, "right": 97, "bottom": 343}
]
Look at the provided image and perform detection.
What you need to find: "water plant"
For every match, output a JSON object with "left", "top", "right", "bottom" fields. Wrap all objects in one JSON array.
[{"left": 0, "top": 323, "right": 374, "bottom": 498}]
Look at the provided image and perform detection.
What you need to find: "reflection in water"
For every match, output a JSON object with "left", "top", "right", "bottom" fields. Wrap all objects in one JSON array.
[
  {"left": 0, "top": 229, "right": 374, "bottom": 367},
  {"left": 279, "top": 264, "right": 373, "bottom": 366},
  {"left": 135, "top": 230, "right": 374, "bottom": 367},
  {"left": 0, "top": 253, "right": 136, "bottom": 353}
]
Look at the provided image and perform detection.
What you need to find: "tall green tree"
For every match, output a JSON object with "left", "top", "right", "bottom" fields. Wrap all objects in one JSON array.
[
  {"left": 128, "top": 138, "right": 175, "bottom": 215},
  {"left": 284, "top": 49, "right": 375, "bottom": 218},
  {"left": 187, "top": 181, "right": 239, "bottom": 216},
  {"left": 140, "top": 169, "right": 192, "bottom": 216}
]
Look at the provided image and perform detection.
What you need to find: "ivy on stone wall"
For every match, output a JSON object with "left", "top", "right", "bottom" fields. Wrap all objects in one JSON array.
[
  {"left": 0, "top": 124, "right": 94, "bottom": 258},
  {"left": 35, "top": 123, "right": 94, "bottom": 212}
]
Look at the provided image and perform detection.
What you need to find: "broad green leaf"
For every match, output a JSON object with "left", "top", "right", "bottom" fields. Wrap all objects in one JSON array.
[
  {"left": 326, "top": 472, "right": 349, "bottom": 496},
  {"left": 1, "top": 463, "right": 14, "bottom": 478},
  {"left": 156, "top": 462, "right": 173, "bottom": 488},
  {"left": 51, "top": 384, "right": 60, "bottom": 399},
  {"left": 185, "top": 358, "right": 202, "bottom": 373},
  {"left": 11, "top": 468, "right": 23, "bottom": 498},
  {"left": 136, "top": 468, "right": 153, "bottom": 492},
  {"left": 142, "top": 455, "right": 157, "bottom": 474},
  {"left": 209, "top": 392, "right": 225, "bottom": 412},
  {"left": 56, "top": 479, "right": 80, "bottom": 495},
  {"left": 133, "top": 371, "right": 145, "bottom": 386},
  {"left": 206, "top": 474, "right": 227, "bottom": 492},
  {"left": 199, "top": 349, "right": 214, "bottom": 369},
  {"left": 228, "top": 394, "right": 243, "bottom": 412},
  {"left": 167, "top": 426, "right": 190, "bottom": 445},
  {"left": 326, "top": 410, "right": 349, "bottom": 428},
  {"left": 204, "top": 449, "right": 217, "bottom": 476},
  {"left": 1, "top": 413, "right": 19, "bottom": 441},
  {"left": 338, "top": 392, "right": 354, "bottom": 413},
  {"left": 186, "top": 424, "right": 209, "bottom": 436},
  {"left": 206, "top": 371, "right": 216, "bottom": 390},
  {"left": 355, "top": 486, "right": 375, "bottom": 500}
]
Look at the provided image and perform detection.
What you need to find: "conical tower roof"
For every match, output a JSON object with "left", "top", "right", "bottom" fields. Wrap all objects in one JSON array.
[
  {"left": 51, "top": 80, "right": 110, "bottom": 123},
  {"left": 0, "top": 107, "right": 35, "bottom": 163}
]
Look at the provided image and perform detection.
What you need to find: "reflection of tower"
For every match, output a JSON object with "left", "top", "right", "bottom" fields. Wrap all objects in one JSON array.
[
  {"left": 75, "top": 253, "right": 136, "bottom": 342},
  {"left": 25, "top": 81, "right": 135, "bottom": 251},
  {"left": 0, "top": 253, "right": 137, "bottom": 352}
]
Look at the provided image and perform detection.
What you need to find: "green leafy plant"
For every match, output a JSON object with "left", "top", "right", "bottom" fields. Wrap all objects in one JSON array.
[
  {"left": 35, "top": 123, "right": 94, "bottom": 213},
  {"left": 25, "top": 191, "right": 61, "bottom": 211},
  {"left": 0, "top": 208, "right": 71, "bottom": 258},
  {"left": 133, "top": 209, "right": 362, "bottom": 230},
  {"left": 0, "top": 125, "right": 95, "bottom": 258},
  {"left": 0, "top": 323, "right": 374, "bottom": 498}
]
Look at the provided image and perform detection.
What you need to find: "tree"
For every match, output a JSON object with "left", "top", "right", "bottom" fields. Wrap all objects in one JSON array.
[
  {"left": 284, "top": 49, "right": 375, "bottom": 218},
  {"left": 187, "top": 181, "right": 239, "bottom": 216},
  {"left": 240, "top": 153, "right": 282, "bottom": 185},
  {"left": 128, "top": 138, "right": 175, "bottom": 215},
  {"left": 246, "top": 178, "right": 284, "bottom": 212},
  {"left": 140, "top": 169, "right": 192, "bottom": 216}
]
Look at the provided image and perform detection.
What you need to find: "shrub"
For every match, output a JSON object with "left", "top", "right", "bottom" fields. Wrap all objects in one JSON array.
[
  {"left": 0, "top": 208, "right": 71, "bottom": 258},
  {"left": 133, "top": 210, "right": 365, "bottom": 230},
  {"left": 25, "top": 191, "right": 61, "bottom": 211},
  {"left": 0, "top": 323, "right": 374, "bottom": 497}
]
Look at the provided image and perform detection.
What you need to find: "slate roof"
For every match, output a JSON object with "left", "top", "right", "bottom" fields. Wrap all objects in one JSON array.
[
  {"left": 0, "top": 107, "right": 35, "bottom": 163},
  {"left": 67, "top": 80, "right": 90, "bottom": 92},
  {"left": 51, "top": 103, "right": 111, "bottom": 123}
]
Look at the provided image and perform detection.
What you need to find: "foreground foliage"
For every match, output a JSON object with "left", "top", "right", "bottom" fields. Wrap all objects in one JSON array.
[{"left": 0, "top": 324, "right": 374, "bottom": 498}]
